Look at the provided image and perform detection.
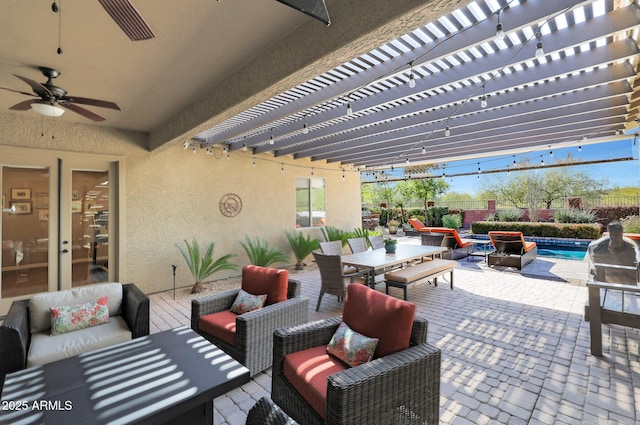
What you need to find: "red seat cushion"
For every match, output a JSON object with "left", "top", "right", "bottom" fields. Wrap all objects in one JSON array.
[
  {"left": 241, "top": 265, "right": 288, "bottom": 305},
  {"left": 342, "top": 284, "right": 416, "bottom": 358},
  {"left": 198, "top": 310, "right": 237, "bottom": 346},
  {"left": 283, "top": 345, "right": 347, "bottom": 419}
]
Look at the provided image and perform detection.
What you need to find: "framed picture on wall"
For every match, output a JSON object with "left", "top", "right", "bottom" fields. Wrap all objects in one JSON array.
[
  {"left": 11, "top": 201, "right": 32, "bottom": 214},
  {"left": 38, "top": 209, "right": 49, "bottom": 222},
  {"left": 11, "top": 188, "right": 31, "bottom": 200},
  {"left": 71, "top": 200, "right": 82, "bottom": 213}
]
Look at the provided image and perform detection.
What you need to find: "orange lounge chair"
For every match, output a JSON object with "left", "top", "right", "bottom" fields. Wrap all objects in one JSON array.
[
  {"left": 408, "top": 218, "right": 475, "bottom": 260},
  {"left": 487, "top": 231, "right": 537, "bottom": 270}
]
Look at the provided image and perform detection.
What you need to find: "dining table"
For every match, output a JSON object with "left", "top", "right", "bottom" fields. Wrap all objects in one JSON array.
[{"left": 341, "top": 244, "right": 447, "bottom": 287}]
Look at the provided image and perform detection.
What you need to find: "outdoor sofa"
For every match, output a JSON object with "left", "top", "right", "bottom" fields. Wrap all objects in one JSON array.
[{"left": 0, "top": 282, "right": 149, "bottom": 387}]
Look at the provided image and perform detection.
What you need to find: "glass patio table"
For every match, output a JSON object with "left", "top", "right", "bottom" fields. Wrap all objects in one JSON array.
[{"left": 341, "top": 244, "right": 447, "bottom": 287}]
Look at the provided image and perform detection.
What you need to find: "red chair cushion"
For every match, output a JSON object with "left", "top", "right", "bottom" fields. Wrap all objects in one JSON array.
[
  {"left": 341, "top": 284, "right": 416, "bottom": 358},
  {"left": 198, "top": 310, "right": 237, "bottom": 346},
  {"left": 241, "top": 265, "right": 289, "bottom": 305},
  {"left": 283, "top": 345, "right": 347, "bottom": 419}
]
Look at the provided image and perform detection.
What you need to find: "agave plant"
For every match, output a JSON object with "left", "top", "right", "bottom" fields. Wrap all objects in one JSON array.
[
  {"left": 176, "top": 238, "right": 237, "bottom": 294},
  {"left": 240, "top": 236, "right": 289, "bottom": 267},
  {"left": 285, "top": 231, "right": 320, "bottom": 270}
]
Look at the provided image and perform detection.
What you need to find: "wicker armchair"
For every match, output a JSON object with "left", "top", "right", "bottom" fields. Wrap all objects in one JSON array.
[
  {"left": 0, "top": 283, "right": 149, "bottom": 388},
  {"left": 272, "top": 286, "right": 441, "bottom": 425},
  {"left": 191, "top": 267, "right": 309, "bottom": 376},
  {"left": 246, "top": 397, "right": 298, "bottom": 425}
]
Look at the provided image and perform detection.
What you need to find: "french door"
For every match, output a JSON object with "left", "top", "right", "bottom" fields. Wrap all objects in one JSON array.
[{"left": 0, "top": 148, "right": 121, "bottom": 314}]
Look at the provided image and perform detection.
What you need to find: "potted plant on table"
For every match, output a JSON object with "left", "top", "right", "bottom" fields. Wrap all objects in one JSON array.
[{"left": 383, "top": 238, "right": 397, "bottom": 254}]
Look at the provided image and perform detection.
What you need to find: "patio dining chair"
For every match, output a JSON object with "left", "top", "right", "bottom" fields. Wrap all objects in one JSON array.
[
  {"left": 367, "top": 234, "right": 384, "bottom": 250},
  {"left": 347, "top": 237, "right": 368, "bottom": 254},
  {"left": 311, "top": 251, "right": 367, "bottom": 311},
  {"left": 319, "top": 240, "right": 343, "bottom": 255}
]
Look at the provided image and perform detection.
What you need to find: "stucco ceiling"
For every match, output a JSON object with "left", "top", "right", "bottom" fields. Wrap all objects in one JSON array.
[{"left": 1, "top": 0, "right": 639, "bottom": 171}]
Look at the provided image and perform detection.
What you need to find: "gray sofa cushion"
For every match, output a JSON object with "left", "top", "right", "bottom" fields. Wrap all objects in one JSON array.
[
  {"left": 29, "top": 282, "right": 123, "bottom": 333},
  {"left": 27, "top": 315, "right": 131, "bottom": 367}
]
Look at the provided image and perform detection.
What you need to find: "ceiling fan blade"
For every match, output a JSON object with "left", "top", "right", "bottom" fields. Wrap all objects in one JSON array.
[
  {"left": 60, "top": 103, "right": 106, "bottom": 122},
  {"left": 60, "top": 95, "right": 121, "bottom": 110},
  {"left": 97, "top": 0, "right": 155, "bottom": 41},
  {"left": 13, "top": 74, "right": 52, "bottom": 97},
  {"left": 9, "top": 99, "right": 38, "bottom": 111},
  {"left": 0, "top": 86, "right": 38, "bottom": 97}
]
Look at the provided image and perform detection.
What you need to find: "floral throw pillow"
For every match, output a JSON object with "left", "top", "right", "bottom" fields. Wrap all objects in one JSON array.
[
  {"left": 327, "top": 321, "right": 379, "bottom": 367},
  {"left": 230, "top": 289, "right": 267, "bottom": 314},
  {"left": 50, "top": 296, "right": 110, "bottom": 336}
]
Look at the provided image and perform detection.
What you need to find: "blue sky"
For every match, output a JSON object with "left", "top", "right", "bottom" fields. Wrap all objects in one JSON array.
[{"left": 405, "top": 136, "right": 639, "bottom": 195}]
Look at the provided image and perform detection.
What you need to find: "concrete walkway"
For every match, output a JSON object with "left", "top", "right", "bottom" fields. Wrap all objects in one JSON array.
[{"left": 149, "top": 250, "right": 640, "bottom": 424}]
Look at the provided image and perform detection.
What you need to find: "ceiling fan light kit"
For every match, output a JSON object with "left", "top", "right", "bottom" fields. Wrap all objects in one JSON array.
[{"left": 30, "top": 102, "right": 65, "bottom": 117}]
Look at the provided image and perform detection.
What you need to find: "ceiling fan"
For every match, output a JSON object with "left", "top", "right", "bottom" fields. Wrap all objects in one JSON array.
[{"left": 0, "top": 67, "right": 121, "bottom": 122}]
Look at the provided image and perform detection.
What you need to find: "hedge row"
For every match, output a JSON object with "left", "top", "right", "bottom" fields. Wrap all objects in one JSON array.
[{"left": 470, "top": 221, "right": 601, "bottom": 239}]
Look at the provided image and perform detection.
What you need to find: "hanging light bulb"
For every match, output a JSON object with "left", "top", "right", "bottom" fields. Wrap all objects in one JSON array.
[
  {"left": 406, "top": 157, "right": 410, "bottom": 164},
  {"left": 269, "top": 135, "right": 274, "bottom": 145},
  {"left": 480, "top": 85, "right": 488, "bottom": 108},
  {"left": 252, "top": 157, "right": 256, "bottom": 166},
  {"left": 444, "top": 127, "right": 451, "bottom": 137},
  {"left": 578, "top": 145, "right": 582, "bottom": 152},
  {"left": 477, "top": 162, "right": 481, "bottom": 174},
  {"left": 192, "top": 146, "right": 197, "bottom": 154},
  {"left": 495, "top": 12, "right": 505, "bottom": 41},
  {"left": 205, "top": 147, "right": 212, "bottom": 155},
  {"left": 311, "top": 168, "right": 314, "bottom": 176},
  {"left": 222, "top": 146, "right": 228, "bottom": 155},
  {"left": 541, "top": 158, "right": 545, "bottom": 166},
  {"left": 183, "top": 141, "right": 190, "bottom": 149},
  {"left": 535, "top": 39, "right": 544, "bottom": 59},
  {"left": 303, "top": 122, "right": 309, "bottom": 134},
  {"left": 421, "top": 146, "right": 426, "bottom": 155},
  {"left": 281, "top": 163, "right": 284, "bottom": 173},
  {"left": 346, "top": 102, "right": 353, "bottom": 116},
  {"left": 408, "top": 63, "right": 416, "bottom": 89},
  {"left": 549, "top": 146, "right": 553, "bottom": 157},
  {"left": 242, "top": 143, "right": 247, "bottom": 152},
  {"left": 342, "top": 170, "right": 345, "bottom": 181}
]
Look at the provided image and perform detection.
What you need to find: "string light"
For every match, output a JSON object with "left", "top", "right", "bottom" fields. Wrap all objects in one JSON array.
[
  {"left": 495, "top": 12, "right": 505, "bottom": 41},
  {"left": 192, "top": 146, "right": 197, "bottom": 154},
  {"left": 444, "top": 126, "right": 451, "bottom": 137},
  {"left": 408, "top": 62, "right": 416, "bottom": 89},
  {"left": 242, "top": 143, "right": 247, "bottom": 151},
  {"left": 183, "top": 141, "right": 190, "bottom": 149},
  {"left": 346, "top": 101, "right": 353, "bottom": 116},
  {"left": 269, "top": 134, "right": 274, "bottom": 145},
  {"left": 252, "top": 157, "right": 256, "bottom": 166},
  {"left": 303, "top": 115, "right": 309, "bottom": 134},
  {"left": 480, "top": 85, "right": 488, "bottom": 108},
  {"left": 281, "top": 163, "right": 284, "bottom": 173},
  {"left": 578, "top": 145, "right": 582, "bottom": 152},
  {"left": 549, "top": 146, "right": 553, "bottom": 156},
  {"left": 535, "top": 36, "right": 544, "bottom": 59},
  {"left": 421, "top": 146, "right": 426, "bottom": 155}
]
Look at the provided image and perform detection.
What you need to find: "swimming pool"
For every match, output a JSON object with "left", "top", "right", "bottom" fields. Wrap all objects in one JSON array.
[{"left": 469, "top": 236, "right": 590, "bottom": 261}]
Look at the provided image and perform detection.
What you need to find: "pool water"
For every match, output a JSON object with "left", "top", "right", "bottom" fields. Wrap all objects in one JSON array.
[{"left": 535, "top": 245, "right": 587, "bottom": 261}]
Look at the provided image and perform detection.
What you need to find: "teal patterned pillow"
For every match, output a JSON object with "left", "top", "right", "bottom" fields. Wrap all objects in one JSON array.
[
  {"left": 230, "top": 289, "right": 267, "bottom": 314},
  {"left": 50, "top": 296, "right": 110, "bottom": 336},
  {"left": 327, "top": 321, "right": 379, "bottom": 367}
]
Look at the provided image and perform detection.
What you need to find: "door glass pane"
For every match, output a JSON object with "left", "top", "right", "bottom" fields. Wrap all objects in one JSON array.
[
  {"left": 71, "top": 170, "right": 109, "bottom": 287},
  {"left": 2, "top": 166, "right": 49, "bottom": 298}
]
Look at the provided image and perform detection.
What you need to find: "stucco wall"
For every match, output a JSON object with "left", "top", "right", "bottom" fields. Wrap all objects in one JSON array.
[{"left": 0, "top": 113, "right": 362, "bottom": 295}]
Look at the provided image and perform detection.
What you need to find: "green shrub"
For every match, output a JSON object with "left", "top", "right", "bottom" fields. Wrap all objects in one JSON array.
[
  {"left": 426, "top": 206, "right": 449, "bottom": 227},
  {"left": 321, "top": 226, "right": 349, "bottom": 246},
  {"left": 442, "top": 214, "right": 462, "bottom": 229},
  {"left": 240, "top": 236, "right": 289, "bottom": 267},
  {"left": 285, "top": 231, "right": 320, "bottom": 270},
  {"left": 494, "top": 208, "right": 523, "bottom": 222},
  {"left": 554, "top": 208, "right": 597, "bottom": 224},
  {"left": 620, "top": 215, "right": 640, "bottom": 233},
  {"left": 470, "top": 221, "right": 601, "bottom": 239},
  {"left": 176, "top": 238, "right": 237, "bottom": 294}
]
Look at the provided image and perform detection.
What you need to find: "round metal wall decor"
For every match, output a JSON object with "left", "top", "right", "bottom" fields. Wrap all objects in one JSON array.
[{"left": 219, "top": 193, "right": 242, "bottom": 217}]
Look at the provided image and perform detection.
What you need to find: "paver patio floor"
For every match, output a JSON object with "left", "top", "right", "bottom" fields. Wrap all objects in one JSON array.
[{"left": 149, "top": 244, "right": 640, "bottom": 424}]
